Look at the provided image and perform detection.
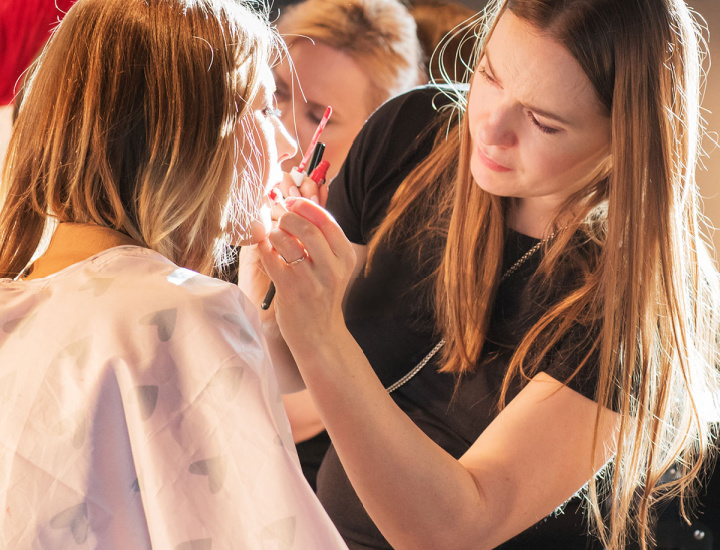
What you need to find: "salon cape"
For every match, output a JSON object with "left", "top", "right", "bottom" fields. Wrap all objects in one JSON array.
[{"left": 0, "top": 245, "right": 347, "bottom": 549}]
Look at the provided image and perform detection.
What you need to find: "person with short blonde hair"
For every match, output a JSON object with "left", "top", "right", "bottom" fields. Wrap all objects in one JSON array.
[{"left": 273, "top": 0, "right": 425, "bottom": 182}]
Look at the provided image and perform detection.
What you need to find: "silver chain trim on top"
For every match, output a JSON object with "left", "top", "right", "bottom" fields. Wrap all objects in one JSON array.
[
  {"left": 385, "top": 339, "right": 446, "bottom": 394},
  {"left": 384, "top": 230, "right": 558, "bottom": 394},
  {"left": 498, "top": 230, "right": 556, "bottom": 284}
]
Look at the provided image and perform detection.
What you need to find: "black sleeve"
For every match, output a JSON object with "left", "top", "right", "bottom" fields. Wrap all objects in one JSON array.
[
  {"left": 542, "top": 327, "right": 601, "bottom": 402},
  {"left": 326, "top": 85, "right": 464, "bottom": 244}
]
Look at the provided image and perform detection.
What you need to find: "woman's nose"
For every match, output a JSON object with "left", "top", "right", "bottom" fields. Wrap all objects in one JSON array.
[
  {"left": 275, "top": 117, "right": 298, "bottom": 164},
  {"left": 477, "top": 106, "right": 517, "bottom": 149}
]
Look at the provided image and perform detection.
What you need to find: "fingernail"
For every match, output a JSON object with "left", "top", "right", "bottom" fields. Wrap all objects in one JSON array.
[
  {"left": 289, "top": 186, "right": 301, "bottom": 197},
  {"left": 311, "top": 195, "right": 319, "bottom": 204},
  {"left": 284, "top": 197, "right": 297, "bottom": 208},
  {"left": 268, "top": 189, "right": 278, "bottom": 202}
]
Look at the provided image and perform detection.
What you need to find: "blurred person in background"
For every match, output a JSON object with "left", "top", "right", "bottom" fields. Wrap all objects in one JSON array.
[{"left": 274, "top": 0, "right": 426, "bottom": 184}]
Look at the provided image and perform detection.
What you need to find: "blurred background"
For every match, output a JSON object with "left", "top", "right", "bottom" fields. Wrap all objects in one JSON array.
[{"left": 686, "top": 0, "right": 720, "bottom": 264}]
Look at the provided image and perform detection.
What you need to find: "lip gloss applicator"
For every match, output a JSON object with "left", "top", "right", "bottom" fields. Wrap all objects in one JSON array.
[{"left": 289, "top": 106, "right": 332, "bottom": 186}]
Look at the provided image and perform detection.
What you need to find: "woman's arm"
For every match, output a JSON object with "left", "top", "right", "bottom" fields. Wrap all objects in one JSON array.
[
  {"left": 236, "top": 243, "right": 305, "bottom": 394},
  {"left": 282, "top": 241, "right": 367, "bottom": 443},
  {"left": 236, "top": 168, "right": 363, "bottom": 396},
  {"left": 260, "top": 198, "right": 619, "bottom": 550},
  {"left": 238, "top": 231, "right": 367, "bottom": 439}
]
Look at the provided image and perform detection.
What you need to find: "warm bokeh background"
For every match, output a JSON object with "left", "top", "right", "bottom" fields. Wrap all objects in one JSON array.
[{"left": 691, "top": 0, "right": 720, "bottom": 261}]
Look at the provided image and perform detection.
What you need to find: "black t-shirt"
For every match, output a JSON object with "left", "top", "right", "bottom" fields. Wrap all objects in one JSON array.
[{"left": 319, "top": 85, "right": 603, "bottom": 550}]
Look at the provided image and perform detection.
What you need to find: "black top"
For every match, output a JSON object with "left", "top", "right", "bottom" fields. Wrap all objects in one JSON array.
[{"left": 318, "top": 85, "right": 603, "bottom": 549}]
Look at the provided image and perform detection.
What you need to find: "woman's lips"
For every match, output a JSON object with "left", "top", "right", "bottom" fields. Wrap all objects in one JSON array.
[{"left": 476, "top": 147, "right": 512, "bottom": 172}]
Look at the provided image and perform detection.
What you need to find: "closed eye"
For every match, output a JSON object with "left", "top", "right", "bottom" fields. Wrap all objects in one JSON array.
[
  {"left": 527, "top": 111, "right": 560, "bottom": 135},
  {"left": 477, "top": 65, "right": 497, "bottom": 85}
]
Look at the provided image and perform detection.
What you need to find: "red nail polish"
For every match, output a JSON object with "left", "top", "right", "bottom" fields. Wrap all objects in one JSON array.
[{"left": 268, "top": 189, "right": 278, "bottom": 202}]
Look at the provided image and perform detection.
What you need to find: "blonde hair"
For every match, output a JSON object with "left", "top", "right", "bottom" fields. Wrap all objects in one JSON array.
[
  {"left": 369, "top": 0, "right": 720, "bottom": 548},
  {"left": 0, "top": 0, "right": 279, "bottom": 277},
  {"left": 277, "top": 0, "right": 425, "bottom": 112}
]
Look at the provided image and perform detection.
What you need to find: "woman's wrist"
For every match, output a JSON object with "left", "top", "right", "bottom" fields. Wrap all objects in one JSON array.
[{"left": 289, "top": 325, "right": 362, "bottom": 379}]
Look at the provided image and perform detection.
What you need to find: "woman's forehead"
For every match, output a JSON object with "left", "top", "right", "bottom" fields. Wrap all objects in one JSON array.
[{"left": 485, "top": 12, "right": 606, "bottom": 123}]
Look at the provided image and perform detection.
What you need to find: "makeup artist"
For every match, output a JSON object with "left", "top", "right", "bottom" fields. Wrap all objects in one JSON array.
[{"left": 255, "top": 0, "right": 720, "bottom": 549}]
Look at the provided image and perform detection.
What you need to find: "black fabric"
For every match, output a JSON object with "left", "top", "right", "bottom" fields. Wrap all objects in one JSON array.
[
  {"left": 295, "top": 430, "right": 330, "bottom": 492},
  {"left": 316, "top": 86, "right": 604, "bottom": 549}
]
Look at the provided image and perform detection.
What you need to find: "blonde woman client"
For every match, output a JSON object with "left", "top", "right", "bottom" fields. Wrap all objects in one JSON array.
[
  {"left": 0, "top": 0, "right": 347, "bottom": 547},
  {"left": 259, "top": 0, "right": 720, "bottom": 549}
]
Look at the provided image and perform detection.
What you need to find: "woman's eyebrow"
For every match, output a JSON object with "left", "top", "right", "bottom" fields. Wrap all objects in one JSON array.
[{"left": 484, "top": 47, "right": 574, "bottom": 127}]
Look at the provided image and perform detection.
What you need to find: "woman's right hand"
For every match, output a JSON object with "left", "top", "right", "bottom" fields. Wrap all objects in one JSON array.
[
  {"left": 269, "top": 166, "right": 330, "bottom": 218},
  {"left": 257, "top": 197, "right": 355, "bottom": 356}
]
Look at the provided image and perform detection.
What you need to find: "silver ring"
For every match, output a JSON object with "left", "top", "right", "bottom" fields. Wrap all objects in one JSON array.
[{"left": 283, "top": 255, "right": 307, "bottom": 267}]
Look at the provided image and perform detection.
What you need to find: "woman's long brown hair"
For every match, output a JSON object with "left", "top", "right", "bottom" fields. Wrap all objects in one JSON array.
[
  {"left": 368, "top": 0, "right": 720, "bottom": 548},
  {"left": 0, "top": 0, "right": 277, "bottom": 277}
]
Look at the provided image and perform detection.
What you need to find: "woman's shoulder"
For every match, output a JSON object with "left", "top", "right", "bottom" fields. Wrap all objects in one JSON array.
[
  {"left": 0, "top": 246, "right": 269, "bottom": 395},
  {"left": 13, "top": 246, "right": 262, "bottom": 354},
  {"left": 86, "top": 246, "right": 244, "bottom": 299},
  {"left": 327, "top": 84, "right": 465, "bottom": 242},
  {"left": 90, "top": 246, "right": 258, "bottom": 331},
  {"left": 364, "top": 83, "right": 466, "bottom": 147},
  {"left": 375, "top": 83, "right": 467, "bottom": 115},
  {"left": 361, "top": 83, "right": 465, "bottom": 175}
]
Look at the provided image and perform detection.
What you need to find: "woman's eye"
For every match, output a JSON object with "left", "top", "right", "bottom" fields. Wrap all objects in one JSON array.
[
  {"left": 307, "top": 111, "right": 329, "bottom": 125},
  {"left": 274, "top": 88, "right": 290, "bottom": 102},
  {"left": 262, "top": 107, "right": 282, "bottom": 118},
  {"left": 478, "top": 66, "right": 494, "bottom": 83},
  {"left": 527, "top": 112, "right": 559, "bottom": 135}
]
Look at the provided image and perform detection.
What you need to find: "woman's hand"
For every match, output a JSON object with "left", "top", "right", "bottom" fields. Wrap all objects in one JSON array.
[
  {"left": 269, "top": 166, "right": 330, "bottom": 218},
  {"left": 234, "top": 165, "right": 329, "bottom": 246},
  {"left": 236, "top": 166, "right": 327, "bottom": 295},
  {"left": 257, "top": 197, "right": 355, "bottom": 355}
]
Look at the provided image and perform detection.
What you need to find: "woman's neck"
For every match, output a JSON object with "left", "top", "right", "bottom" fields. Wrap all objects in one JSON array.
[
  {"left": 507, "top": 197, "right": 566, "bottom": 239},
  {"left": 23, "top": 222, "right": 142, "bottom": 280}
]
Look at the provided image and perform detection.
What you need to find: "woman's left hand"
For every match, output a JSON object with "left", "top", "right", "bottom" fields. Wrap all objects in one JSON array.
[{"left": 257, "top": 198, "right": 356, "bottom": 356}]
